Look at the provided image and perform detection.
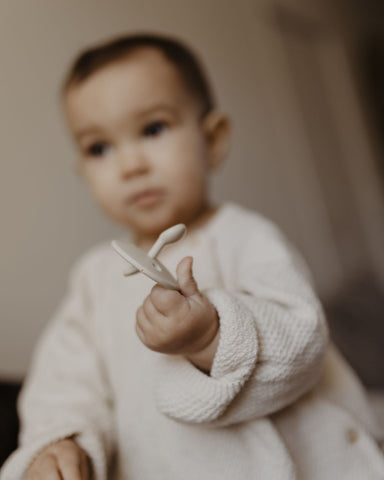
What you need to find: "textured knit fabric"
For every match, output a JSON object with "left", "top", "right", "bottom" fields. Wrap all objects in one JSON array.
[{"left": 1, "top": 203, "right": 384, "bottom": 479}]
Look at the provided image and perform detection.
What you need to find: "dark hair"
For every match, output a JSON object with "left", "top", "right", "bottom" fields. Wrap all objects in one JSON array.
[{"left": 63, "top": 33, "right": 215, "bottom": 115}]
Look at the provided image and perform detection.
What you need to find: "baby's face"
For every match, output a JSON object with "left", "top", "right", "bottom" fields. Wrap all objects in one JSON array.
[{"left": 65, "top": 48, "right": 217, "bottom": 244}]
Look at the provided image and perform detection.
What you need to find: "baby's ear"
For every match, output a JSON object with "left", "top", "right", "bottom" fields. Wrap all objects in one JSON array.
[{"left": 203, "top": 110, "right": 231, "bottom": 170}]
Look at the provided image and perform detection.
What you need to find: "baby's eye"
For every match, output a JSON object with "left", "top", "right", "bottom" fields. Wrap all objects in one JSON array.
[
  {"left": 142, "top": 121, "right": 168, "bottom": 138},
  {"left": 86, "top": 142, "right": 110, "bottom": 158}
]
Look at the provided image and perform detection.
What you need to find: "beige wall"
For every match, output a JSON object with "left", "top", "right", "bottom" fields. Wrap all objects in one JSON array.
[{"left": 1, "top": 0, "right": 383, "bottom": 379}]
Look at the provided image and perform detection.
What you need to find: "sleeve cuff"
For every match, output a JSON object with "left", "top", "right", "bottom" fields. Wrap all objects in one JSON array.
[{"left": 155, "top": 289, "right": 258, "bottom": 423}]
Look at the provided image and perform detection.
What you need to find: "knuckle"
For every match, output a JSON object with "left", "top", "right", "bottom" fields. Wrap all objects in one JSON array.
[
  {"left": 142, "top": 326, "right": 169, "bottom": 352},
  {"left": 143, "top": 296, "right": 155, "bottom": 316},
  {"left": 136, "top": 306, "right": 145, "bottom": 324},
  {"left": 136, "top": 311, "right": 152, "bottom": 337},
  {"left": 150, "top": 284, "right": 164, "bottom": 295},
  {"left": 135, "top": 319, "right": 146, "bottom": 341}
]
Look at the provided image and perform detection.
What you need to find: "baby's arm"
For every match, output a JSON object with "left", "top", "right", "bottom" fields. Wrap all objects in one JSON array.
[
  {"left": 0, "top": 251, "right": 114, "bottom": 480},
  {"left": 148, "top": 217, "right": 328, "bottom": 426}
]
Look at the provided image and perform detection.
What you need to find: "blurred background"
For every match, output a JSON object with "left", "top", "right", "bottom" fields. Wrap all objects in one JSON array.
[{"left": 1, "top": 0, "right": 384, "bottom": 464}]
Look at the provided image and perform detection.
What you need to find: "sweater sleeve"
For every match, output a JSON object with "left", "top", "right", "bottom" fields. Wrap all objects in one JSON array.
[
  {"left": 0, "top": 252, "right": 115, "bottom": 480},
  {"left": 155, "top": 216, "right": 329, "bottom": 426}
]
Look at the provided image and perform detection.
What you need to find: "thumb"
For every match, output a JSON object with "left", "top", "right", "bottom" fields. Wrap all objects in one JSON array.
[{"left": 176, "top": 256, "right": 200, "bottom": 297}]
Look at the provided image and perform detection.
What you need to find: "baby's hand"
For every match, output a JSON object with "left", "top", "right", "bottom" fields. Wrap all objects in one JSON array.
[
  {"left": 136, "top": 256, "right": 219, "bottom": 371},
  {"left": 25, "top": 438, "right": 90, "bottom": 480}
]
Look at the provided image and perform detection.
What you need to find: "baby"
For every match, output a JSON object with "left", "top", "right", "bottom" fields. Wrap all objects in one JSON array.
[{"left": 1, "top": 34, "right": 384, "bottom": 480}]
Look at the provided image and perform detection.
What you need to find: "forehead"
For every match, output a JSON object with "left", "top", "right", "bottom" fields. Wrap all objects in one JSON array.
[{"left": 65, "top": 48, "right": 197, "bottom": 130}]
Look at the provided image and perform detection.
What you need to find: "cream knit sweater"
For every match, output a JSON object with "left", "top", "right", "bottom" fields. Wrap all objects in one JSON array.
[{"left": 1, "top": 203, "right": 384, "bottom": 479}]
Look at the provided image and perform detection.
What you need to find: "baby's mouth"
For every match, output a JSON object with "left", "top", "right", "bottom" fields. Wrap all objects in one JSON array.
[{"left": 129, "top": 188, "right": 164, "bottom": 207}]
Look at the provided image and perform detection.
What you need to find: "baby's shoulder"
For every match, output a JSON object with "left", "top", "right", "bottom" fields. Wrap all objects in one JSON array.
[
  {"left": 212, "top": 203, "right": 288, "bottom": 253},
  {"left": 214, "top": 203, "right": 282, "bottom": 236},
  {"left": 210, "top": 203, "right": 313, "bottom": 285}
]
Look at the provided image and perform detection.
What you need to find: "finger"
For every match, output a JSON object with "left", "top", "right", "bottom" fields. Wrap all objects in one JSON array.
[
  {"left": 136, "top": 306, "right": 151, "bottom": 332},
  {"left": 34, "top": 454, "right": 63, "bottom": 480},
  {"left": 176, "top": 257, "right": 200, "bottom": 298},
  {"left": 135, "top": 307, "right": 160, "bottom": 351},
  {"left": 150, "top": 285, "right": 185, "bottom": 316},
  {"left": 136, "top": 306, "right": 155, "bottom": 345},
  {"left": 57, "top": 451, "right": 83, "bottom": 480},
  {"left": 135, "top": 320, "right": 145, "bottom": 345},
  {"left": 79, "top": 451, "right": 91, "bottom": 479},
  {"left": 58, "top": 463, "right": 82, "bottom": 480},
  {"left": 142, "top": 294, "right": 166, "bottom": 323}
]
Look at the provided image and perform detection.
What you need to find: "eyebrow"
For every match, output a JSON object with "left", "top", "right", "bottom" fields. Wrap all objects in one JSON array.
[
  {"left": 73, "top": 126, "right": 104, "bottom": 141},
  {"left": 135, "top": 103, "right": 179, "bottom": 118},
  {"left": 73, "top": 103, "right": 180, "bottom": 140}
]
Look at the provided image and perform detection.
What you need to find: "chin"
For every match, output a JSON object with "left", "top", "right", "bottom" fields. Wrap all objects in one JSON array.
[
  {"left": 137, "top": 215, "right": 179, "bottom": 236},
  {"left": 116, "top": 201, "right": 204, "bottom": 236},
  {"left": 117, "top": 213, "right": 169, "bottom": 236}
]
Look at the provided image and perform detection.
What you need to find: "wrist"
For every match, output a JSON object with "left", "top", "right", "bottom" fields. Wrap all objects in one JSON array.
[{"left": 186, "top": 311, "right": 220, "bottom": 373}]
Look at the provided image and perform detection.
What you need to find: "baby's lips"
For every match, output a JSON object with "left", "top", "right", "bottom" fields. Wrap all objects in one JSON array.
[{"left": 129, "top": 188, "right": 164, "bottom": 206}]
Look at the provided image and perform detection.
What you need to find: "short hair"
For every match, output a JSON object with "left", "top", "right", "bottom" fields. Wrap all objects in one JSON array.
[{"left": 63, "top": 33, "right": 215, "bottom": 115}]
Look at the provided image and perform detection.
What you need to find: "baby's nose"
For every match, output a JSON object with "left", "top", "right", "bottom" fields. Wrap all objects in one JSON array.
[{"left": 118, "top": 147, "right": 149, "bottom": 178}]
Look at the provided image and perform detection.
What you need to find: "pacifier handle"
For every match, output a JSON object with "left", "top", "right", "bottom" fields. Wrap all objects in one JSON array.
[
  {"left": 148, "top": 224, "right": 186, "bottom": 258},
  {"left": 124, "top": 224, "right": 186, "bottom": 276}
]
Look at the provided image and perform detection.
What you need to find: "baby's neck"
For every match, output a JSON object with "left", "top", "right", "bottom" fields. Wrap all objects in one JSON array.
[{"left": 135, "top": 204, "right": 218, "bottom": 252}]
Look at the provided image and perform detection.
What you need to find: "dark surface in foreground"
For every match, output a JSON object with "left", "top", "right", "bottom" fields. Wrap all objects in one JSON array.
[{"left": 0, "top": 382, "right": 20, "bottom": 468}]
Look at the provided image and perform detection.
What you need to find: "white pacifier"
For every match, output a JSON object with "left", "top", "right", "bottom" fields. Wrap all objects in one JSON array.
[{"left": 111, "top": 224, "right": 186, "bottom": 290}]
